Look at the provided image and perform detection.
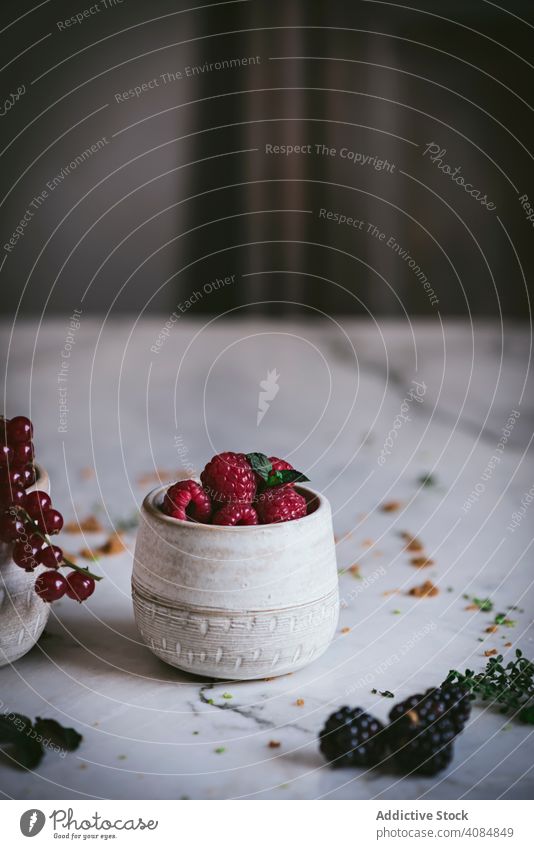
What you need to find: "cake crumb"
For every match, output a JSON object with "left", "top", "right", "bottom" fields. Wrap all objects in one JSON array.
[
  {"left": 268, "top": 740, "right": 281, "bottom": 749},
  {"left": 80, "top": 532, "right": 125, "bottom": 559},
  {"left": 401, "top": 532, "right": 424, "bottom": 552},
  {"left": 410, "top": 556, "right": 434, "bottom": 568},
  {"left": 484, "top": 649, "right": 498, "bottom": 657},
  {"left": 485, "top": 625, "right": 498, "bottom": 634},
  {"left": 295, "top": 698, "right": 305, "bottom": 707},
  {"left": 341, "top": 627, "right": 351, "bottom": 634},
  {"left": 408, "top": 580, "right": 439, "bottom": 598},
  {"left": 65, "top": 515, "right": 104, "bottom": 533},
  {"left": 381, "top": 500, "right": 402, "bottom": 513}
]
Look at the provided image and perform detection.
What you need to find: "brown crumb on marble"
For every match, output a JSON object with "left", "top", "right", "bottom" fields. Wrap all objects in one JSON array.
[
  {"left": 80, "top": 532, "right": 125, "bottom": 559},
  {"left": 348, "top": 563, "right": 361, "bottom": 577},
  {"left": 410, "top": 556, "right": 434, "bottom": 568},
  {"left": 465, "top": 604, "right": 478, "bottom": 611},
  {"left": 485, "top": 625, "right": 498, "bottom": 634},
  {"left": 62, "top": 551, "right": 78, "bottom": 564},
  {"left": 268, "top": 740, "right": 281, "bottom": 749},
  {"left": 341, "top": 627, "right": 351, "bottom": 634},
  {"left": 136, "top": 468, "right": 190, "bottom": 486},
  {"left": 362, "top": 539, "right": 374, "bottom": 548},
  {"left": 401, "top": 532, "right": 424, "bottom": 552},
  {"left": 484, "top": 649, "right": 498, "bottom": 656},
  {"left": 295, "top": 698, "right": 305, "bottom": 707},
  {"left": 64, "top": 515, "right": 104, "bottom": 533},
  {"left": 80, "top": 467, "right": 95, "bottom": 480},
  {"left": 408, "top": 580, "right": 439, "bottom": 598},
  {"left": 381, "top": 500, "right": 402, "bottom": 513},
  {"left": 504, "top": 642, "right": 512, "bottom": 647},
  {"left": 382, "top": 589, "right": 400, "bottom": 596}
]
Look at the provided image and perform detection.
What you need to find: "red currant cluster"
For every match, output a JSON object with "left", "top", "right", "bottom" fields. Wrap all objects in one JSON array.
[{"left": 1, "top": 415, "right": 99, "bottom": 603}]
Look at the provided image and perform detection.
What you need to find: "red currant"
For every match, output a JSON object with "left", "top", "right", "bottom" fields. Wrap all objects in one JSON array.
[
  {"left": 35, "top": 508, "right": 63, "bottom": 535},
  {"left": 0, "top": 443, "right": 13, "bottom": 467},
  {"left": 0, "top": 511, "right": 25, "bottom": 542},
  {"left": 38, "top": 545, "right": 63, "bottom": 569},
  {"left": 0, "top": 467, "right": 25, "bottom": 489},
  {"left": 13, "top": 442, "right": 34, "bottom": 464},
  {"left": 21, "top": 466, "right": 36, "bottom": 487},
  {"left": 0, "top": 484, "right": 26, "bottom": 509},
  {"left": 25, "top": 490, "right": 52, "bottom": 519},
  {"left": 35, "top": 570, "right": 67, "bottom": 602},
  {"left": 7, "top": 416, "right": 33, "bottom": 444},
  {"left": 65, "top": 571, "right": 95, "bottom": 602},
  {"left": 12, "top": 539, "right": 41, "bottom": 571}
]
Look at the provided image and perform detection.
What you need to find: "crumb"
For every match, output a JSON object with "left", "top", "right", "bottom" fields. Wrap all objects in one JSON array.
[
  {"left": 362, "top": 538, "right": 374, "bottom": 547},
  {"left": 485, "top": 625, "right": 498, "bottom": 633},
  {"left": 410, "top": 556, "right": 434, "bottom": 568},
  {"left": 136, "top": 469, "right": 189, "bottom": 486},
  {"left": 80, "top": 467, "right": 95, "bottom": 480},
  {"left": 381, "top": 500, "right": 402, "bottom": 513},
  {"left": 80, "top": 532, "right": 126, "bottom": 559},
  {"left": 408, "top": 580, "right": 439, "bottom": 598},
  {"left": 382, "top": 589, "right": 400, "bottom": 596},
  {"left": 341, "top": 627, "right": 351, "bottom": 634},
  {"left": 348, "top": 563, "right": 361, "bottom": 578},
  {"left": 504, "top": 642, "right": 512, "bottom": 647},
  {"left": 295, "top": 698, "right": 305, "bottom": 707},
  {"left": 465, "top": 604, "right": 478, "bottom": 611},
  {"left": 268, "top": 740, "right": 281, "bottom": 749},
  {"left": 64, "top": 515, "right": 104, "bottom": 533},
  {"left": 401, "top": 532, "right": 424, "bottom": 552},
  {"left": 63, "top": 551, "right": 78, "bottom": 564},
  {"left": 484, "top": 649, "right": 498, "bottom": 656}
]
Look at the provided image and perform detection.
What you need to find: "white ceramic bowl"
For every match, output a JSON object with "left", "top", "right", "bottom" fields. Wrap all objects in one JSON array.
[
  {"left": 0, "top": 464, "right": 51, "bottom": 667},
  {"left": 132, "top": 485, "right": 339, "bottom": 680}
]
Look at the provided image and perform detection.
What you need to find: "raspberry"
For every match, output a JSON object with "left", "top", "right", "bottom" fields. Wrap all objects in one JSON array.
[
  {"left": 200, "top": 452, "right": 256, "bottom": 505},
  {"left": 212, "top": 503, "right": 259, "bottom": 526},
  {"left": 319, "top": 707, "right": 388, "bottom": 768},
  {"left": 162, "top": 479, "right": 211, "bottom": 523},
  {"left": 256, "top": 487, "right": 307, "bottom": 524}
]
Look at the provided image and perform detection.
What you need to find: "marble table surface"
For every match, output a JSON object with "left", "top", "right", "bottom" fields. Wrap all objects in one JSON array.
[{"left": 0, "top": 318, "right": 533, "bottom": 800}]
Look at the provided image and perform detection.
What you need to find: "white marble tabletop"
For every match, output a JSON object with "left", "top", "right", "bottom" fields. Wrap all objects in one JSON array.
[{"left": 0, "top": 318, "right": 533, "bottom": 800}]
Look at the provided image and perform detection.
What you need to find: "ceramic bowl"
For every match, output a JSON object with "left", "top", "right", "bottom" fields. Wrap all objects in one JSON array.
[
  {"left": 0, "top": 464, "right": 51, "bottom": 667},
  {"left": 132, "top": 485, "right": 339, "bottom": 680}
]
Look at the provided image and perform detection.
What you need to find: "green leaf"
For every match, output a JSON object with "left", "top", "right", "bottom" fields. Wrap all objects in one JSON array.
[
  {"left": 265, "top": 469, "right": 310, "bottom": 487},
  {"left": 246, "top": 452, "right": 272, "bottom": 481}
]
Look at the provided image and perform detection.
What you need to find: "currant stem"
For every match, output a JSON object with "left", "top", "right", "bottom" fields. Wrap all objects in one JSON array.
[{"left": 16, "top": 507, "right": 102, "bottom": 581}]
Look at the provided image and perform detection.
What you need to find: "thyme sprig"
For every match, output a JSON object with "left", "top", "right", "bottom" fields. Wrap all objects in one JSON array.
[{"left": 444, "top": 649, "right": 534, "bottom": 723}]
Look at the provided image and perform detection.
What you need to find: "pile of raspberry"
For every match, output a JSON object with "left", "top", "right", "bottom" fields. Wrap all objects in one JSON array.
[
  {"left": 0, "top": 415, "right": 100, "bottom": 603},
  {"left": 161, "top": 452, "right": 310, "bottom": 526}
]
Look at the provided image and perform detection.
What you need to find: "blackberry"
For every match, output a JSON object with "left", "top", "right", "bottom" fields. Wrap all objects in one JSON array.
[
  {"left": 425, "top": 683, "right": 472, "bottom": 733},
  {"left": 388, "top": 693, "right": 457, "bottom": 776},
  {"left": 319, "top": 706, "right": 388, "bottom": 768}
]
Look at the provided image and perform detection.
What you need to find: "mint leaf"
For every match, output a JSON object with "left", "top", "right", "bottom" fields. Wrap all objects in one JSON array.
[
  {"left": 246, "top": 452, "right": 272, "bottom": 481},
  {"left": 265, "top": 469, "right": 310, "bottom": 487}
]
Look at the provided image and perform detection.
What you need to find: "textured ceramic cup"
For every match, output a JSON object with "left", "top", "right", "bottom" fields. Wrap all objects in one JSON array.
[
  {"left": 0, "top": 464, "right": 51, "bottom": 667},
  {"left": 132, "top": 485, "right": 339, "bottom": 680}
]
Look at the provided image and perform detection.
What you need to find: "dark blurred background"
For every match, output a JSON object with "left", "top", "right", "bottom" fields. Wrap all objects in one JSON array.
[{"left": 1, "top": 0, "right": 532, "bottom": 318}]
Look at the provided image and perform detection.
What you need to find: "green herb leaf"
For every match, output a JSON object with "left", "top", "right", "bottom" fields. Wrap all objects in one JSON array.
[
  {"left": 265, "top": 469, "right": 310, "bottom": 488},
  {"left": 418, "top": 473, "right": 436, "bottom": 487},
  {"left": 472, "top": 597, "right": 494, "bottom": 612},
  {"left": 246, "top": 452, "right": 272, "bottom": 481},
  {"left": 0, "top": 714, "right": 44, "bottom": 770}
]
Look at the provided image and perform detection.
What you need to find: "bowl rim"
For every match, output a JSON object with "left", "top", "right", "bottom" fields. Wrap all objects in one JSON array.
[{"left": 142, "top": 483, "right": 327, "bottom": 532}]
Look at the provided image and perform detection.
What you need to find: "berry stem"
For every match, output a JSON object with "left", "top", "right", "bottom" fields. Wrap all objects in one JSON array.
[{"left": 16, "top": 507, "right": 102, "bottom": 582}]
